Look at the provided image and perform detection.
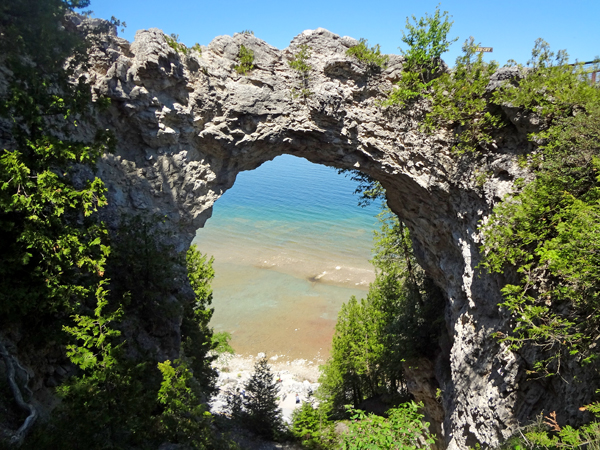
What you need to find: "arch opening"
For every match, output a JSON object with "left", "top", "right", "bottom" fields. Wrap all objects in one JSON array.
[{"left": 193, "top": 154, "right": 381, "bottom": 361}]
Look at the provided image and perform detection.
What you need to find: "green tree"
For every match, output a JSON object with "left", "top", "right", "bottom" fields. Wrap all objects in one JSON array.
[
  {"left": 289, "top": 44, "right": 313, "bottom": 100},
  {"left": 481, "top": 41, "right": 600, "bottom": 377},
  {"left": 234, "top": 44, "right": 254, "bottom": 75},
  {"left": 25, "top": 236, "right": 228, "bottom": 449},
  {"left": 25, "top": 291, "right": 157, "bottom": 450},
  {"left": 0, "top": 1, "right": 230, "bottom": 447},
  {"left": 182, "top": 245, "right": 218, "bottom": 395},
  {"left": 386, "top": 5, "right": 457, "bottom": 106},
  {"left": 0, "top": 1, "right": 115, "bottom": 442},
  {"left": 318, "top": 207, "right": 445, "bottom": 416},
  {"left": 157, "top": 359, "right": 217, "bottom": 449},
  {"left": 243, "top": 357, "right": 285, "bottom": 440},
  {"left": 106, "top": 218, "right": 220, "bottom": 394},
  {"left": 291, "top": 402, "right": 337, "bottom": 449},
  {"left": 0, "top": 0, "right": 114, "bottom": 329},
  {"left": 346, "top": 38, "right": 389, "bottom": 72},
  {"left": 319, "top": 295, "right": 383, "bottom": 412},
  {"left": 211, "top": 331, "right": 235, "bottom": 355},
  {"left": 338, "top": 169, "right": 385, "bottom": 207},
  {"left": 424, "top": 37, "right": 503, "bottom": 153}
]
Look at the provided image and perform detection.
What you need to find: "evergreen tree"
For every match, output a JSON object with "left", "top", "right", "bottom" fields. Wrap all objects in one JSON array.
[
  {"left": 0, "top": 0, "right": 114, "bottom": 329},
  {"left": 243, "top": 357, "right": 285, "bottom": 440},
  {"left": 318, "top": 208, "right": 445, "bottom": 416}
]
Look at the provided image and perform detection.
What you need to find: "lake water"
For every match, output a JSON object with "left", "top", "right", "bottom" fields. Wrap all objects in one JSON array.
[{"left": 192, "top": 155, "right": 380, "bottom": 362}]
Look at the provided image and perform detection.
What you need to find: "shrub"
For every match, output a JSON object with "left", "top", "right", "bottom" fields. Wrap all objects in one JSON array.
[
  {"left": 499, "top": 406, "right": 600, "bottom": 450},
  {"left": 340, "top": 402, "right": 435, "bottom": 450},
  {"left": 346, "top": 38, "right": 389, "bottom": 71},
  {"left": 234, "top": 44, "right": 254, "bottom": 75},
  {"left": 165, "top": 33, "right": 189, "bottom": 55},
  {"left": 423, "top": 37, "right": 503, "bottom": 153},
  {"left": 156, "top": 359, "right": 215, "bottom": 448},
  {"left": 212, "top": 331, "right": 235, "bottom": 355},
  {"left": 481, "top": 40, "right": 600, "bottom": 377}
]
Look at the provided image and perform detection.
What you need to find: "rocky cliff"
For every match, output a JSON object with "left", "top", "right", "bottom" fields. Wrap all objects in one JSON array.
[{"left": 73, "top": 18, "right": 594, "bottom": 449}]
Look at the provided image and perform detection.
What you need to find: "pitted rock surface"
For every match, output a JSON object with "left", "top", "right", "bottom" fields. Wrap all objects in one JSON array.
[{"left": 77, "top": 23, "right": 594, "bottom": 449}]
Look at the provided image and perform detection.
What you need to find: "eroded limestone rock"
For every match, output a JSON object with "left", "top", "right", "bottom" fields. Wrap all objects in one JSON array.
[{"left": 68, "top": 21, "right": 596, "bottom": 449}]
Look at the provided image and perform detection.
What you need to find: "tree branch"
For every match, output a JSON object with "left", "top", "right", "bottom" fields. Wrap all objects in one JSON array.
[{"left": 0, "top": 339, "right": 38, "bottom": 445}]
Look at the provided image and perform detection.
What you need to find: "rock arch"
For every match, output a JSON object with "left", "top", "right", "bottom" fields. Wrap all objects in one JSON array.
[{"left": 86, "top": 24, "right": 584, "bottom": 449}]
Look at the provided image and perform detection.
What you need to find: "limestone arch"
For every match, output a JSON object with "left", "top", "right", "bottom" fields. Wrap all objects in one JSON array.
[{"left": 90, "top": 25, "right": 580, "bottom": 450}]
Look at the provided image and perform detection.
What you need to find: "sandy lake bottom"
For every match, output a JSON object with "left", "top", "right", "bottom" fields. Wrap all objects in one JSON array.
[{"left": 192, "top": 154, "right": 380, "bottom": 362}]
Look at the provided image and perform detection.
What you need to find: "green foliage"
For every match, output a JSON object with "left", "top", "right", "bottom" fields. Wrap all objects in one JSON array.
[
  {"left": 234, "top": 44, "right": 255, "bottom": 75},
  {"left": 318, "top": 294, "right": 390, "bottom": 414},
  {"left": 192, "top": 42, "right": 202, "bottom": 54},
  {"left": 386, "top": 5, "right": 457, "bottom": 106},
  {"left": 238, "top": 30, "right": 254, "bottom": 35},
  {"left": 30, "top": 291, "right": 158, "bottom": 450},
  {"left": 26, "top": 233, "right": 228, "bottom": 449},
  {"left": 338, "top": 170, "right": 385, "bottom": 207},
  {"left": 289, "top": 44, "right": 312, "bottom": 74},
  {"left": 165, "top": 33, "right": 189, "bottom": 55},
  {"left": 289, "top": 45, "right": 313, "bottom": 100},
  {"left": 157, "top": 359, "right": 216, "bottom": 448},
  {"left": 399, "top": 6, "right": 457, "bottom": 73},
  {"left": 226, "top": 357, "right": 285, "bottom": 440},
  {"left": 243, "top": 357, "right": 285, "bottom": 439},
  {"left": 182, "top": 245, "right": 218, "bottom": 393},
  {"left": 0, "top": 1, "right": 231, "bottom": 447},
  {"left": 499, "top": 406, "right": 600, "bottom": 450},
  {"left": 107, "top": 216, "right": 182, "bottom": 320},
  {"left": 346, "top": 38, "right": 389, "bottom": 71},
  {"left": 424, "top": 37, "right": 504, "bottom": 153},
  {"left": 291, "top": 402, "right": 337, "bottom": 449},
  {"left": 187, "top": 245, "right": 215, "bottom": 306},
  {"left": 62, "top": 285, "right": 123, "bottom": 372},
  {"left": 108, "top": 221, "right": 219, "bottom": 391},
  {"left": 0, "top": 0, "right": 114, "bottom": 327},
  {"left": 368, "top": 210, "right": 446, "bottom": 360},
  {"left": 494, "top": 43, "right": 592, "bottom": 120},
  {"left": 341, "top": 402, "right": 435, "bottom": 450},
  {"left": 481, "top": 41, "right": 600, "bottom": 377},
  {"left": 318, "top": 208, "right": 445, "bottom": 415},
  {"left": 212, "top": 331, "right": 235, "bottom": 355}
]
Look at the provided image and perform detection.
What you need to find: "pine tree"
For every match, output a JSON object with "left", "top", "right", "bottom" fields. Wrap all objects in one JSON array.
[{"left": 243, "top": 357, "right": 284, "bottom": 439}]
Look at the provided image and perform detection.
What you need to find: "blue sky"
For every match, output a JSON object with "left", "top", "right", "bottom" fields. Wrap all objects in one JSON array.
[{"left": 89, "top": 0, "right": 598, "bottom": 66}]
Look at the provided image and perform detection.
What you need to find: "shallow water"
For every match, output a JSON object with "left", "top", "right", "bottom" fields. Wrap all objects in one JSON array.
[{"left": 193, "top": 155, "right": 379, "bottom": 361}]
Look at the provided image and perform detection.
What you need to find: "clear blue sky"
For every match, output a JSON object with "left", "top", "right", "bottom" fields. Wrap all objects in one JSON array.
[{"left": 89, "top": 0, "right": 598, "bottom": 66}]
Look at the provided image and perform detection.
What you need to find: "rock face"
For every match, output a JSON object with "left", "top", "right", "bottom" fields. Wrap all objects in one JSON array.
[{"left": 80, "top": 23, "right": 594, "bottom": 449}]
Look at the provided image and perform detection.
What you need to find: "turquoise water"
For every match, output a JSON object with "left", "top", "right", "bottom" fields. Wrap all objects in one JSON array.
[{"left": 192, "top": 155, "right": 380, "bottom": 360}]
